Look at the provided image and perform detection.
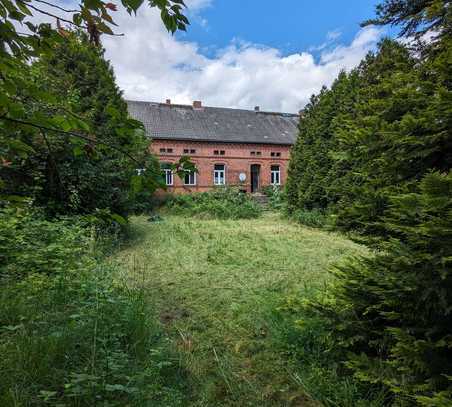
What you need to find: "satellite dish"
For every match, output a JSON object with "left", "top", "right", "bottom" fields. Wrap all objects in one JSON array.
[{"left": 239, "top": 172, "right": 247, "bottom": 182}]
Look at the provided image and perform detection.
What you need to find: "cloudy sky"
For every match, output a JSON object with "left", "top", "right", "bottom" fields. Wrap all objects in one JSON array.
[{"left": 35, "top": 1, "right": 389, "bottom": 112}]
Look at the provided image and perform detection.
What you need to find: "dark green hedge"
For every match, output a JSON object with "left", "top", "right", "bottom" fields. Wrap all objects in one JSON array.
[
  {"left": 287, "top": 38, "right": 452, "bottom": 237},
  {"left": 286, "top": 27, "right": 452, "bottom": 405}
]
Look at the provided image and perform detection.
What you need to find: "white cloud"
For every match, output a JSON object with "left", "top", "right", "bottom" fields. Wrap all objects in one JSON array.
[
  {"left": 17, "top": 1, "right": 384, "bottom": 113},
  {"left": 184, "top": 0, "right": 212, "bottom": 30},
  {"left": 309, "top": 28, "right": 342, "bottom": 52},
  {"left": 103, "top": 7, "right": 383, "bottom": 112},
  {"left": 327, "top": 29, "right": 342, "bottom": 41},
  {"left": 185, "top": 0, "right": 212, "bottom": 10}
]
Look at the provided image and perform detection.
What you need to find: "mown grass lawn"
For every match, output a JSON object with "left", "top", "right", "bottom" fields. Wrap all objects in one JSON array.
[{"left": 113, "top": 212, "right": 368, "bottom": 406}]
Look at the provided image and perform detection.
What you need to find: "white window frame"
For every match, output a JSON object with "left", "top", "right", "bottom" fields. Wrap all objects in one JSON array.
[
  {"left": 214, "top": 164, "right": 226, "bottom": 186},
  {"left": 163, "top": 168, "right": 173, "bottom": 186},
  {"left": 271, "top": 165, "right": 281, "bottom": 185},
  {"left": 184, "top": 170, "right": 197, "bottom": 186}
]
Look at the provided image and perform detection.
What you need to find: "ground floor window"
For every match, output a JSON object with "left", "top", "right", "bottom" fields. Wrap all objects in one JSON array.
[
  {"left": 161, "top": 163, "right": 173, "bottom": 186},
  {"left": 184, "top": 170, "right": 196, "bottom": 186},
  {"left": 214, "top": 164, "right": 226, "bottom": 185},
  {"left": 271, "top": 165, "right": 280, "bottom": 185}
]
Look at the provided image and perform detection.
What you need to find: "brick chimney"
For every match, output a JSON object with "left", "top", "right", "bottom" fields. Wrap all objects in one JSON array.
[
  {"left": 165, "top": 99, "right": 171, "bottom": 105},
  {"left": 193, "top": 100, "right": 202, "bottom": 109},
  {"left": 254, "top": 106, "right": 260, "bottom": 112}
]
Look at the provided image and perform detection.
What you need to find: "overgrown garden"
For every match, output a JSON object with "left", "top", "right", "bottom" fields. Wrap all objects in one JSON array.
[
  {"left": 0, "top": 0, "right": 192, "bottom": 404},
  {"left": 1, "top": 0, "right": 451, "bottom": 405}
]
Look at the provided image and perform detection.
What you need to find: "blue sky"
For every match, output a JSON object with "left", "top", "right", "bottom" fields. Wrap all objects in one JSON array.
[
  {"left": 100, "top": 0, "right": 390, "bottom": 111},
  {"left": 44, "top": 0, "right": 393, "bottom": 111},
  {"left": 180, "top": 0, "right": 384, "bottom": 57}
]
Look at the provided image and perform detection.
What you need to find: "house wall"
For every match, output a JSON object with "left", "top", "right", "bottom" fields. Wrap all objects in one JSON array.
[{"left": 150, "top": 139, "right": 292, "bottom": 193}]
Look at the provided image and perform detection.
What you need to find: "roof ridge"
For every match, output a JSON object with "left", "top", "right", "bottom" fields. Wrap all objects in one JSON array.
[{"left": 125, "top": 99, "right": 298, "bottom": 117}]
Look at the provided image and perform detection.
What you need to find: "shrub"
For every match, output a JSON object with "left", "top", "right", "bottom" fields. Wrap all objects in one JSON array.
[
  {"left": 269, "top": 295, "right": 388, "bottom": 406},
  {"left": 166, "top": 187, "right": 262, "bottom": 219},
  {"left": 309, "top": 171, "right": 452, "bottom": 404},
  {"left": 131, "top": 191, "right": 172, "bottom": 214},
  {"left": 290, "top": 208, "right": 332, "bottom": 228},
  {"left": 0, "top": 207, "right": 130, "bottom": 281},
  {"left": 0, "top": 209, "right": 189, "bottom": 405},
  {"left": 261, "top": 185, "right": 286, "bottom": 210},
  {"left": 0, "top": 208, "right": 91, "bottom": 281}
]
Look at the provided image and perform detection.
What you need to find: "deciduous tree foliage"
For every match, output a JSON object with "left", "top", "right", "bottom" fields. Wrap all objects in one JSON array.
[
  {"left": 1, "top": 0, "right": 199, "bottom": 219},
  {"left": 287, "top": 0, "right": 452, "bottom": 403},
  {"left": 30, "top": 31, "right": 160, "bottom": 215},
  {"left": 0, "top": 0, "right": 191, "bottom": 215},
  {"left": 1, "top": 33, "right": 152, "bottom": 216},
  {"left": 1, "top": 0, "right": 189, "bottom": 157}
]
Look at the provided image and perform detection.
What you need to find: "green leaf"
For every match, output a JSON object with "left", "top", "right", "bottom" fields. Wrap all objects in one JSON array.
[{"left": 110, "top": 213, "right": 127, "bottom": 225}]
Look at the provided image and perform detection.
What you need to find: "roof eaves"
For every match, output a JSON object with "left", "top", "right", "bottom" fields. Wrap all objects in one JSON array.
[{"left": 150, "top": 135, "right": 294, "bottom": 146}]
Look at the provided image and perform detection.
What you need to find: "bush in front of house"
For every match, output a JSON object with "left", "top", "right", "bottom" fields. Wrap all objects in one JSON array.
[
  {"left": 261, "top": 185, "right": 286, "bottom": 210},
  {"left": 166, "top": 187, "right": 262, "bottom": 219}
]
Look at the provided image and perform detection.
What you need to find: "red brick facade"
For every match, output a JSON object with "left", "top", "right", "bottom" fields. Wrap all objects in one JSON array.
[{"left": 150, "top": 139, "right": 292, "bottom": 193}]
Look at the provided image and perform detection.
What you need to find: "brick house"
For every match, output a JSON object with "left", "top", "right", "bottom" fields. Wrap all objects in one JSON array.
[{"left": 127, "top": 100, "right": 299, "bottom": 193}]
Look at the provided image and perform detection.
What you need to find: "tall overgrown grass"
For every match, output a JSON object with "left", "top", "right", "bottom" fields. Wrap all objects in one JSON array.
[
  {"left": 289, "top": 208, "right": 333, "bottom": 229},
  {"left": 116, "top": 214, "right": 381, "bottom": 406},
  {"left": 165, "top": 187, "right": 262, "bottom": 219},
  {"left": 267, "top": 293, "right": 389, "bottom": 406},
  {"left": 0, "top": 208, "right": 188, "bottom": 406}
]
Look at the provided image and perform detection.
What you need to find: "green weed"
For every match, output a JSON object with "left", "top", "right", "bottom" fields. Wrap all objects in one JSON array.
[
  {"left": 0, "top": 209, "right": 189, "bottom": 406},
  {"left": 269, "top": 294, "right": 389, "bottom": 406},
  {"left": 165, "top": 187, "right": 262, "bottom": 219},
  {"left": 261, "top": 185, "right": 286, "bottom": 210}
]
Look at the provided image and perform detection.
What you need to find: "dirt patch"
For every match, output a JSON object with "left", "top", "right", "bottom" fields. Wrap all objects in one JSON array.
[{"left": 159, "top": 307, "right": 191, "bottom": 325}]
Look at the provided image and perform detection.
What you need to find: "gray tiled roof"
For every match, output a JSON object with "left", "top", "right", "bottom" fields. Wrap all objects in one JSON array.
[{"left": 126, "top": 100, "right": 299, "bottom": 145}]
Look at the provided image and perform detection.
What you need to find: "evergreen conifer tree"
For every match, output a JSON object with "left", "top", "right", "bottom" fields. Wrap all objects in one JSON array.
[
  {"left": 288, "top": 1, "right": 452, "bottom": 402},
  {"left": 314, "top": 171, "right": 452, "bottom": 404}
]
